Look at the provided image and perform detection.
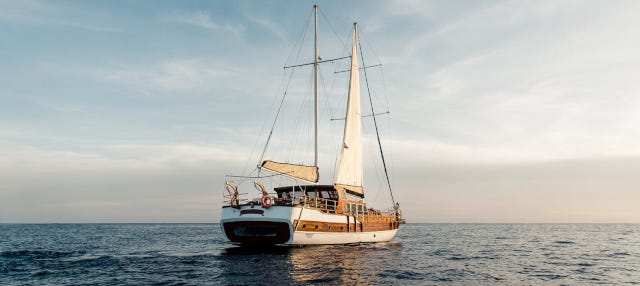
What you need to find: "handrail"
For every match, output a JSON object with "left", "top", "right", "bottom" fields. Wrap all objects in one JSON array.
[{"left": 222, "top": 192, "right": 401, "bottom": 222}]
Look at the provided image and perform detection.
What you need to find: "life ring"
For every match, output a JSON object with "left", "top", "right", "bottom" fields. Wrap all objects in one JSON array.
[{"left": 261, "top": 194, "right": 274, "bottom": 208}]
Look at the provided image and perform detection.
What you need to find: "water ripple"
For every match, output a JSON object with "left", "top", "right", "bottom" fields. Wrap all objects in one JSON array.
[{"left": 1, "top": 224, "right": 639, "bottom": 285}]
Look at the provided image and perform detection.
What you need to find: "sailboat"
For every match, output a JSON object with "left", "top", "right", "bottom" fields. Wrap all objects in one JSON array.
[{"left": 220, "top": 5, "right": 402, "bottom": 245}]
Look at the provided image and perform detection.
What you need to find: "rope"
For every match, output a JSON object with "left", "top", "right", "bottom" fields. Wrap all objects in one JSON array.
[
  {"left": 359, "top": 37, "right": 396, "bottom": 206},
  {"left": 257, "top": 8, "right": 314, "bottom": 169}
]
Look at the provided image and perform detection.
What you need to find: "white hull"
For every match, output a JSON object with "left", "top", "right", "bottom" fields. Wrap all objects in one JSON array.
[
  {"left": 220, "top": 205, "right": 398, "bottom": 245},
  {"left": 290, "top": 229, "right": 398, "bottom": 245}
]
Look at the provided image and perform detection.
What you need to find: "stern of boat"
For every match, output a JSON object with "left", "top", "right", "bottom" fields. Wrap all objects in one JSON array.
[{"left": 220, "top": 205, "right": 295, "bottom": 245}]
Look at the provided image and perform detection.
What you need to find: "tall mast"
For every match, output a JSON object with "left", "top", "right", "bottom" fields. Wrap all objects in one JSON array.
[{"left": 313, "top": 4, "right": 319, "bottom": 167}]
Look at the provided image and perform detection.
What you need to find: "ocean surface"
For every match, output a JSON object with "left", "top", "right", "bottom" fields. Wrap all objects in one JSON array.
[{"left": 1, "top": 224, "right": 639, "bottom": 285}]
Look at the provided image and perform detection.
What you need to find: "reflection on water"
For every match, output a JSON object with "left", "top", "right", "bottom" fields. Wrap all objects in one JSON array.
[
  {"left": 289, "top": 243, "right": 403, "bottom": 284},
  {"left": 218, "top": 242, "right": 403, "bottom": 285}
]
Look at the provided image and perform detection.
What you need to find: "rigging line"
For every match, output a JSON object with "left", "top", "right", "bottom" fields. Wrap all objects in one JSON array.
[
  {"left": 290, "top": 65, "right": 314, "bottom": 163},
  {"left": 257, "top": 69, "right": 295, "bottom": 168},
  {"left": 292, "top": 179, "right": 307, "bottom": 231},
  {"left": 294, "top": 71, "right": 313, "bottom": 162},
  {"left": 359, "top": 33, "right": 391, "bottom": 119},
  {"left": 226, "top": 172, "right": 287, "bottom": 180},
  {"left": 284, "top": 7, "right": 314, "bottom": 67},
  {"left": 257, "top": 8, "right": 314, "bottom": 170},
  {"left": 365, "top": 36, "right": 396, "bottom": 191},
  {"left": 334, "top": 64, "right": 382, "bottom": 74},
  {"left": 330, "top": 44, "right": 353, "bottom": 181},
  {"left": 319, "top": 58, "right": 346, "bottom": 183},
  {"left": 330, "top": 111, "right": 389, "bottom": 121},
  {"left": 320, "top": 57, "right": 343, "bottom": 182},
  {"left": 359, "top": 34, "right": 397, "bottom": 204},
  {"left": 283, "top": 56, "right": 350, "bottom": 69},
  {"left": 318, "top": 8, "right": 351, "bottom": 56},
  {"left": 359, "top": 37, "right": 397, "bottom": 206},
  {"left": 360, "top": 33, "right": 384, "bottom": 68}
]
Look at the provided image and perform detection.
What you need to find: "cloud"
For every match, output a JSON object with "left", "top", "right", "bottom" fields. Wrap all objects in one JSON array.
[
  {"left": 0, "top": 0, "right": 123, "bottom": 32},
  {"left": 386, "top": 0, "right": 640, "bottom": 162},
  {"left": 244, "top": 13, "right": 288, "bottom": 43},
  {"left": 100, "top": 59, "right": 239, "bottom": 94},
  {"left": 0, "top": 144, "right": 245, "bottom": 222},
  {"left": 168, "top": 10, "right": 243, "bottom": 34},
  {"left": 0, "top": 143, "right": 247, "bottom": 174},
  {"left": 393, "top": 156, "right": 640, "bottom": 223}
]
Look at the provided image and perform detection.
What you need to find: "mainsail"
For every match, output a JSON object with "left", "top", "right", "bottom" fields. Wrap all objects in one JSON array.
[
  {"left": 335, "top": 23, "right": 364, "bottom": 195},
  {"left": 261, "top": 160, "right": 319, "bottom": 183}
]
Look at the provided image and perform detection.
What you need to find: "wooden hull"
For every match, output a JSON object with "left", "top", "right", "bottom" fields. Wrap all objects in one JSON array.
[{"left": 220, "top": 205, "right": 399, "bottom": 245}]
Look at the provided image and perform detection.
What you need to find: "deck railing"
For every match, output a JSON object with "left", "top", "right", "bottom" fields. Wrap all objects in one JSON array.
[
  {"left": 274, "top": 195, "right": 338, "bottom": 213},
  {"left": 225, "top": 193, "right": 401, "bottom": 222}
]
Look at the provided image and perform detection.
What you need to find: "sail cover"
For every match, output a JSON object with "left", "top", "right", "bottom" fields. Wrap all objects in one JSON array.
[
  {"left": 261, "top": 160, "right": 319, "bottom": 183},
  {"left": 335, "top": 24, "right": 363, "bottom": 196}
]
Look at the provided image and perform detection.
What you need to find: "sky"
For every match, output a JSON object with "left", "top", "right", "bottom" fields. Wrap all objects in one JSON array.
[{"left": 1, "top": 0, "right": 640, "bottom": 223}]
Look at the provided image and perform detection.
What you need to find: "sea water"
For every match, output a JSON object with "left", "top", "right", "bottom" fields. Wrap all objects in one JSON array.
[{"left": 1, "top": 223, "right": 639, "bottom": 285}]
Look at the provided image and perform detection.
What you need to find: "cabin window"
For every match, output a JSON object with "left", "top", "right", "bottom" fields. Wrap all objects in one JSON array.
[
  {"left": 307, "top": 191, "right": 318, "bottom": 198},
  {"left": 279, "top": 192, "right": 291, "bottom": 200}
]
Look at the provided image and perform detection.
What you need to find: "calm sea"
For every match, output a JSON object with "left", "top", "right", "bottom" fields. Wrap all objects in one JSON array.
[{"left": 1, "top": 223, "right": 639, "bottom": 285}]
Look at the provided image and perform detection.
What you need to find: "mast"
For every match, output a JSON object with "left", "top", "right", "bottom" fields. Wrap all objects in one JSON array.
[{"left": 313, "top": 4, "right": 319, "bottom": 167}]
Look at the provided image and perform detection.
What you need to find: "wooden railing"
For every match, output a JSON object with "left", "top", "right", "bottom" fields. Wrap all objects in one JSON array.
[
  {"left": 226, "top": 193, "right": 402, "bottom": 223},
  {"left": 274, "top": 196, "right": 338, "bottom": 213}
]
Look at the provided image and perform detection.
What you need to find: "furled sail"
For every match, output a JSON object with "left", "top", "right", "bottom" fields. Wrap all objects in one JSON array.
[
  {"left": 261, "top": 160, "right": 319, "bottom": 183},
  {"left": 335, "top": 23, "right": 363, "bottom": 196}
]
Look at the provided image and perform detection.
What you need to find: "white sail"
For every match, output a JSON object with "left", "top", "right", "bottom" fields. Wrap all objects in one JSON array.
[
  {"left": 335, "top": 23, "right": 363, "bottom": 195},
  {"left": 261, "top": 160, "right": 319, "bottom": 183}
]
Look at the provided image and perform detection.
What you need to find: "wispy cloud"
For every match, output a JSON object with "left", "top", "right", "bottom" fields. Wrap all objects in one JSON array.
[
  {"left": 244, "top": 13, "right": 288, "bottom": 43},
  {"left": 168, "top": 11, "right": 243, "bottom": 34},
  {"left": 100, "top": 59, "right": 239, "bottom": 94},
  {"left": 387, "top": 0, "right": 640, "bottom": 162},
  {"left": 0, "top": 0, "right": 123, "bottom": 32}
]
